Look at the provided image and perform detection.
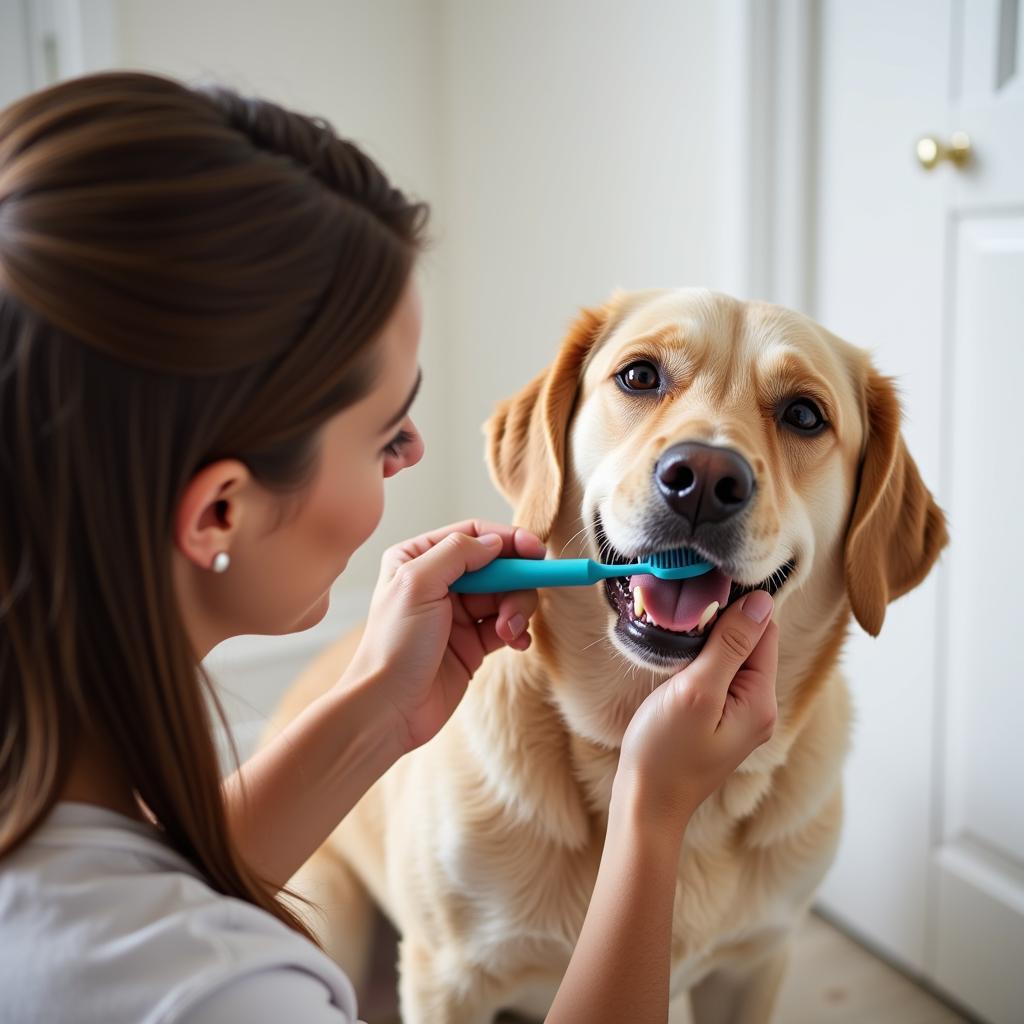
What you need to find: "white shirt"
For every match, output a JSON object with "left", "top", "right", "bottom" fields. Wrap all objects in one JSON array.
[{"left": 0, "top": 802, "right": 362, "bottom": 1023}]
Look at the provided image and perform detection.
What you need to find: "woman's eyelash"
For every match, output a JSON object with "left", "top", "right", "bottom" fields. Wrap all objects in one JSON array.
[{"left": 383, "top": 428, "right": 414, "bottom": 457}]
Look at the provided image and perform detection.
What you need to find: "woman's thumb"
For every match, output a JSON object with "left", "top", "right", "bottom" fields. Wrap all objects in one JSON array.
[
  {"left": 685, "top": 591, "right": 774, "bottom": 705},
  {"left": 717, "top": 618, "right": 779, "bottom": 747},
  {"left": 397, "top": 531, "right": 503, "bottom": 600}
]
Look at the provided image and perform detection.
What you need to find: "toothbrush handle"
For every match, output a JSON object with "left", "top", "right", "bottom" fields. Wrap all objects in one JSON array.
[{"left": 450, "top": 558, "right": 604, "bottom": 593}]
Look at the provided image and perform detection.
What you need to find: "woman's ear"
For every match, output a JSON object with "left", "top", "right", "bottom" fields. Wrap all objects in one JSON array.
[
  {"left": 484, "top": 296, "right": 625, "bottom": 541},
  {"left": 844, "top": 365, "right": 949, "bottom": 636},
  {"left": 173, "top": 459, "right": 250, "bottom": 570}
]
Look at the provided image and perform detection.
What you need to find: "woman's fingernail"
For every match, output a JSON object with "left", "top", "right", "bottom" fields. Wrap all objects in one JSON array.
[
  {"left": 508, "top": 613, "right": 526, "bottom": 638},
  {"left": 480, "top": 533, "right": 502, "bottom": 547},
  {"left": 742, "top": 590, "right": 774, "bottom": 623}
]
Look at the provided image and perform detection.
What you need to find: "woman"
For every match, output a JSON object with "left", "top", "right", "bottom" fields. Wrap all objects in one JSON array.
[{"left": 0, "top": 72, "right": 778, "bottom": 1023}]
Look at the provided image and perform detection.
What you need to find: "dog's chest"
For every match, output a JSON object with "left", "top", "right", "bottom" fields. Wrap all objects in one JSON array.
[
  {"left": 664, "top": 787, "right": 846, "bottom": 987},
  {"left": 665, "top": 851, "right": 808, "bottom": 989}
]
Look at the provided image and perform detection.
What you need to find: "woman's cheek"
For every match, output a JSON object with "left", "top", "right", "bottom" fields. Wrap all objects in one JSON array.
[{"left": 353, "top": 471, "right": 386, "bottom": 547}]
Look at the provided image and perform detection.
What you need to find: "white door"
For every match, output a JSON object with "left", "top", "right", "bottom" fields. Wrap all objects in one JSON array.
[
  {"left": 813, "top": 3, "right": 1024, "bottom": 1022},
  {"left": 929, "top": 3, "right": 1024, "bottom": 1023}
]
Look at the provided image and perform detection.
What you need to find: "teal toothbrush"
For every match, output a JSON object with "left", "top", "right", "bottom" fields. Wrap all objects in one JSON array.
[{"left": 450, "top": 548, "right": 715, "bottom": 594}]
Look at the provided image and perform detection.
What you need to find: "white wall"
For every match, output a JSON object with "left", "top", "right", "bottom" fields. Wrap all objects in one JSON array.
[
  {"left": 0, "top": 1, "right": 34, "bottom": 106},
  {"left": 436, "top": 0, "right": 724, "bottom": 521}
]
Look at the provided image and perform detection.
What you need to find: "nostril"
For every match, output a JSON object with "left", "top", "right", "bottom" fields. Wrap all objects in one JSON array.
[
  {"left": 715, "top": 476, "right": 746, "bottom": 505},
  {"left": 659, "top": 462, "right": 695, "bottom": 493}
]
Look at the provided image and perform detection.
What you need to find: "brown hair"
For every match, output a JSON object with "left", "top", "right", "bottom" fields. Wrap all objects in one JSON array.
[{"left": 0, "top": 71, "right": 428, "bottom": 941}]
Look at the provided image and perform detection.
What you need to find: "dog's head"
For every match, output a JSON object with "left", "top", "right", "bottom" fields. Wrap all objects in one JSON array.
[{"left": 486, "top": 288, "right": 947, "bottom": 678}]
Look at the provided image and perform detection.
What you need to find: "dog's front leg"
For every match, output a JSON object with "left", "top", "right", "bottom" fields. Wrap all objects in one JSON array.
[
  {"left": 688, "top": 937, "right": 791, "bottom": 1024},
  {"left": 397, "top": 939, "right": 503, "bottom": 1024}
]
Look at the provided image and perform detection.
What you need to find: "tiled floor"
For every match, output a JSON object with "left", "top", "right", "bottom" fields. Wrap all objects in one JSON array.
[
  {"left": 767, "top": 912, "right": 974, "bottom": 1024},
  {"left": 363, "top": 911, "right": 976, "bottom": 1023},
  {"left": 665, "top": 911, "right": 974, "bottom": 1024}
]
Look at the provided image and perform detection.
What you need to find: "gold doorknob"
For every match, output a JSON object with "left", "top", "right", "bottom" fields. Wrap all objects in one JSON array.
[{"left": 915, "top": 132, "right": 972, "bottom": 170}]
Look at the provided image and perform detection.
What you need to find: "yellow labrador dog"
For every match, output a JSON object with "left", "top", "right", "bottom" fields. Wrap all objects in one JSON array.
[{"left": 266, "top": 288, "right": 947, "bottom": 1024}]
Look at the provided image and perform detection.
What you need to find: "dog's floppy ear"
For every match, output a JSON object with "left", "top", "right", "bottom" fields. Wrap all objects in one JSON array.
[
  {"left": 844, "top": 364, "right": 948, "bottom": 636},
  {"left": 485, "top": 297, "right": 620, "bottom": 541}
]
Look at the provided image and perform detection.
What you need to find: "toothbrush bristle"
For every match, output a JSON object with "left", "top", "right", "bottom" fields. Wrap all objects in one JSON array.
[
  {"left": 651, "top": 548, "right": 694, "bottom": 566},
  {"left": 647, "top": 547, "right": 714, "bottom": 571}
]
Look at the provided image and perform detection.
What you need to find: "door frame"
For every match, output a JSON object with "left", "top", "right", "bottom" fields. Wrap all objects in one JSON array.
[{"left": 714, "top": 0, "right": 818, "bottom": 314}]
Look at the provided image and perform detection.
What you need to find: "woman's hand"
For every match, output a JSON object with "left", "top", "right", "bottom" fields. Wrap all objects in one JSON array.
[
  {"left": 615, "top": 590, "right": 779, "bottom": 827},
  {"left": 343, "top": 519, "right": 546, "bottom": 753}
]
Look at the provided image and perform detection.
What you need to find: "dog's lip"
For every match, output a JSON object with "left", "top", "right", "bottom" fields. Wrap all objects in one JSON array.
[
  {"left": 593, "top": 512, "right": 795, "bottom": 663},
  {"left": 592, "top": 513, "right": 795, "bottom": 591}
]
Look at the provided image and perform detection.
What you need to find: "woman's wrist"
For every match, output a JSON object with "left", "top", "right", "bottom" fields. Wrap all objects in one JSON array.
[
  {"left": 608, "top": 767, "right": 694, "bottom": 851},
  {"left": 327, "top": 662, "right": 410, "bottom": 768},
  {"left": 547, "top": 762, "right": 691, "bottom": 1023},
  {"left": 224, "top": 662, "right": 406, "bottom": 888}
]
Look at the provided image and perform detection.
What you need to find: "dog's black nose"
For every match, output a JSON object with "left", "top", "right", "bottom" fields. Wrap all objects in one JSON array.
[{"left": 654, "top": 442, "right": 755, "bottom": 526}]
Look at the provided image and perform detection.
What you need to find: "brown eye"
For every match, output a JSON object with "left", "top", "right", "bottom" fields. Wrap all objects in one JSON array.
[
  {"left": 780, "top": 398, "right": 826, "bottom": 434},
  {"left": 618, "top": 360, "right": 660, "bottom": 391}
]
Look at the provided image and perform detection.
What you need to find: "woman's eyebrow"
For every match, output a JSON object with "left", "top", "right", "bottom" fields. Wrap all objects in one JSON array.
[{"left": 380, "top": 368, "right": 422, "bottom": 433}]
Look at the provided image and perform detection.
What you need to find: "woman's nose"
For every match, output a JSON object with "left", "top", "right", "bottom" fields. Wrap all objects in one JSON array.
[
  {"left": 403, "top": 431, "right": 425, "bottom": 469},
  {"left": 383, "top": 422, "right": 425, "bottom": 477}
]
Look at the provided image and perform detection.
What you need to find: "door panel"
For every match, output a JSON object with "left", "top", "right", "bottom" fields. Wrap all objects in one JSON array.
[
  {"left": 931, "top": 213, "right": 1024, "bottom": 1024},
  {"left": 953, "top": 0, "right": 1024, "bottom": 208},
  {"left": 927, "top": 4, "right": 1024, "bottom": 1020},
  {"left": 941, "top": 219, "right": 1024, "bottom": 871}
]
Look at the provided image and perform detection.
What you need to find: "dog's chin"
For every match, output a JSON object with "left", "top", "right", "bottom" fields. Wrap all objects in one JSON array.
[{"left": 596, "top": 518, "right": 796, "bottom": 670}]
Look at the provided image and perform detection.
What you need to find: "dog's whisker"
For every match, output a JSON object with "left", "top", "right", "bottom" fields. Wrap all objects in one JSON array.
[
  {"left": 579, "top": 634, "right": 610, "bottom": 654},
  {"left": 559, "top": 522, "right": 592, "bottom": 559}
]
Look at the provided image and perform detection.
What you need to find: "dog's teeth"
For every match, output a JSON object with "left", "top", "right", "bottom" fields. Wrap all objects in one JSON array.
[
  {"left": 633, "top": 585, "right": 646, "bottom": 619},
  {"left": 697, "top": 601, "right": 720, "bottom": 634}
]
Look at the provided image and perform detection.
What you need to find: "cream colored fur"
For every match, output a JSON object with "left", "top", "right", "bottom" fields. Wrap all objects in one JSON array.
[{"left": 265, "top": 288, "right": 947, "bottom": 1024}]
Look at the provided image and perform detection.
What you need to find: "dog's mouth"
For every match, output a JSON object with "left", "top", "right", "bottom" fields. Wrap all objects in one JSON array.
[{"left": 594, "top": 515, "right": 796, "bottom": 666}]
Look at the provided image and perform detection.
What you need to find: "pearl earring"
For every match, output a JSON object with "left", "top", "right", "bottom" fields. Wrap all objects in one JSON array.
[{"left": 211, "top": 552, "right": 230, "bottom": 574}]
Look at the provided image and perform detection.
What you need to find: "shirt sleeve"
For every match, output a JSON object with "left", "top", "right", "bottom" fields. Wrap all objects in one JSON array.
[{"left": 175, "top": 967, "right": 365, "bottom": 1024}]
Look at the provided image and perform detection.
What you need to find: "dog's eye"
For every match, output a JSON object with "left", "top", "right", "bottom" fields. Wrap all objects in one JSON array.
[
  {"left": 618, "top": 361, "right": 660, "bottom": 392},
  {"left": 780, "top": 398, "right": 826, "bottom": 433}
]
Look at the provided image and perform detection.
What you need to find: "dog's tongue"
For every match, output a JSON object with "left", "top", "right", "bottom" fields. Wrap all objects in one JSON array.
[{"left": 628, "top": 568, "right": 732, "bottom": 632}]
